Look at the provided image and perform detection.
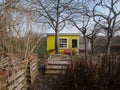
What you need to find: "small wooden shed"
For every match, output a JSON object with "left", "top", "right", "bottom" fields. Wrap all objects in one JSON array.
[{"left": 47, "top": 29, "right": 80, "bottom": 54}]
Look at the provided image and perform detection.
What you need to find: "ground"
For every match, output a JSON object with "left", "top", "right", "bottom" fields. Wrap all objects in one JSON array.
[
  {"left": 29, "top": 58, "right": 63, "bottom": 90},
  {"left": 30, "top": 74, "right": 61, "bottom": 90}
]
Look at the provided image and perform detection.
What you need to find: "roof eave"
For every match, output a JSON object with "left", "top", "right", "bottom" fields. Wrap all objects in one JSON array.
[{"left": 47, "top": 33, "right": 80, "bottom": 35}]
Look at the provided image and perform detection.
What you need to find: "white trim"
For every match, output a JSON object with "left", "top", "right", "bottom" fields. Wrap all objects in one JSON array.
[
  {"left": 47, "top": 33, "right": 80, "bottom": 35},
  {"left": 77, "top": 37, "right": 80, "bottom": 54},
  {"left": 47, "top": 35, "right": 48, "bottom": 51}
]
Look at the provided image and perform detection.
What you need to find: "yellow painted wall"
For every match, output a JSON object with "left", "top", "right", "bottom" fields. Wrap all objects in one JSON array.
[{"left": 47, "top": 35, "right": 79, "bottom": 54}]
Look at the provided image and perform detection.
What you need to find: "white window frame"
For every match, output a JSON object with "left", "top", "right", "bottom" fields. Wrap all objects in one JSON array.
[{"left": 59, "top": 38, "right": 68, "bottom": 49}]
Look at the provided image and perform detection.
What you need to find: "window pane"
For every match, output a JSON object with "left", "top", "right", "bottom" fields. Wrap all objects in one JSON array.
[{"left": 59, "top": 38, "right": 67, "bottom": 48}]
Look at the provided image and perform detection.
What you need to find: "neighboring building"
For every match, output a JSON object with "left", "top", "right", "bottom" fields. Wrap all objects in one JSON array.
[
  {"left": 47, "top": 29, "right": 80, "bottom": 54},
  {"left": 79, "top": 37, "right": 91, "bottom": 52}
]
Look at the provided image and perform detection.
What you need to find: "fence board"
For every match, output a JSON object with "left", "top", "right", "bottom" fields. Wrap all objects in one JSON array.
[{"left": 0, "top": 54, "right": 38, "bottom": 90}]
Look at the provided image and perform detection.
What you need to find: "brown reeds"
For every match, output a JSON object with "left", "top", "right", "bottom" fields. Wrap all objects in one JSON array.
[{"left": 54, "top": 54, "right": 120, "bottom": 90}]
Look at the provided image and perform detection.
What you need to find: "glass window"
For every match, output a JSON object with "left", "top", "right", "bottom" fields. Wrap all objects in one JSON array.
[{"left": 59, "top": 38, "right": 67, "bottom": 48}]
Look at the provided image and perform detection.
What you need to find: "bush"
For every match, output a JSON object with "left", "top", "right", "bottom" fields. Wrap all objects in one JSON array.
[
  {"left": 54, "top": 54, "right": 120, "bottom": 90},
  {"left": 38, "top": 39, "right": 47, "bottom": 58}
]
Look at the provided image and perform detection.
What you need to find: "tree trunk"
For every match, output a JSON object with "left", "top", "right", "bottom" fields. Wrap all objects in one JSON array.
[
  {"left": 55, "top": 30, "right": 59, "bottom": 54},
  {"left": 54, "top": 0, "right": 60, "bottom": 54},
  {"left": 106, "top": 37, "right": 112, "bottom": 90},
  {"left": 83, "top": 34, "right": 88, "bottom": 60},
  {"left": 90, "top": 35, "right": 96, "bottom": 55},
  {"left": 105, "top": 32, "right": 113, "bottom": 90},
  {"left": 90, "top": 39, "right": 94, "bottom": 54},
  {"left": 105, "top": 33, "right": 112, "bottom": 57},
  {"left": 106, "top": 40, "right": 111, "bottom": 56}
]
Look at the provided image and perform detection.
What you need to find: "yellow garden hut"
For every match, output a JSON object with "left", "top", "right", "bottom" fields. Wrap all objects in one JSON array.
[{"left": 47, "top": 29, "right": 80, "bottom": 54}]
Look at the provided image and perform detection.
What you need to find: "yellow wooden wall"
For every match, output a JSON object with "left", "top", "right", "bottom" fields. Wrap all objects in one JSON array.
[{"left": 47, "top": 35, "right": 79, "bottom": 54}]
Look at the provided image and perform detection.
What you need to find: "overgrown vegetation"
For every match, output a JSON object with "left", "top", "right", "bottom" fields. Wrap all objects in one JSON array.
[
  {"left": 1, "top": 0, "right": 120, "bottom": 90},
  {"left": 30, "top": 54, "right": 120, "bottom": 90},
  {"left": 53, "top": 54, "right": 120, "bottom": 90},
  {"left": 38, "top": 38, "right": 47, "bottom": 58}
]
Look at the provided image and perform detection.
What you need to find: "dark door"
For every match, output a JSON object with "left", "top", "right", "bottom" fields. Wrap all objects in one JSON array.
[{"left": 72, "top": 39, "right": 77, "bottom": 48}]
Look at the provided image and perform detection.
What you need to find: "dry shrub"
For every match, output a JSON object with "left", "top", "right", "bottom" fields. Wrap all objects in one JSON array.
[{"left": 54, "top": 54, "right": 120, "bottom": 90}]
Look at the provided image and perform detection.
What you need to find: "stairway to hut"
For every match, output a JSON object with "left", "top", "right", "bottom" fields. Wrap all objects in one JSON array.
[{"left": 45, "top": 54, "right": 72, "bottom": 74}]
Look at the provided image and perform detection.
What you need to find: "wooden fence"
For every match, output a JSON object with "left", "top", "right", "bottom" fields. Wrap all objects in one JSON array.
[{"left": 0, "top": 54, "right": 38, "bottom": 90}]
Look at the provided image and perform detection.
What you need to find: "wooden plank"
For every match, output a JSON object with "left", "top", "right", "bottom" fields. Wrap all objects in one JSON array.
[
  {"left": 47, "top": 60, "right": 70, "bottom": 65},
  {"left": 46, "top": 65, "right": 68, "bottom": 70},
  {"left": 14, "top": 82, "right": 25, "bottom": 90},
  {"left": 49, "top": 54, "right": 70, "bottom": 60},
  {"left": 7, "top": 70, "right": 25, "bottom": 84},
  {"left": 50, "top": 58, "right": 71, "bottom": 61},
  {"left": 31, "top": 69, "right": 37, "bottom": 77},
  {"left": 30, "top": 62, "right": 37, "bottom": 68},
  {"left": 31, "top": 66, "right": 36, "bottom": 72},
  {"left": 45, "top": 70, "right": 65, "bottom": 74},
  {"left": 1, "top": 62, "right": 9, "bottom": 68},
  {"left": 45, "top": 54, "right": 72, "bottom": 75},
  {"left": 50, "top": 54, "right": 69, "bottom": 57},
  {"left": 14, "top": 76, "right": 25, "bottom": 88},
  {"left": 7, "top": 83, "right": 15, "bottom": 90}
]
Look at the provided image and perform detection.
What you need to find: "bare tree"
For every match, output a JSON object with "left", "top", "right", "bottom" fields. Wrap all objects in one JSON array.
[
  {"left": 92, "top": 1, "right": 120, "bottom": 90},
  {"left": 87, "top": 22, "right": 100, "bottom": 55},
  {"left": 70, "top": 0, "right": 91, "bottom": 60},
  {"left": 92, "top": 0, "right": 120, "bottom": 56},
  {"left": 0, "top": 0, "right": 44, "bottom": 89},
  {"left": 28, "top": 0, "right": 73, "bottom": 54},
  {"left": 0, "top": 0, "right": 22, "bottom": 53}
]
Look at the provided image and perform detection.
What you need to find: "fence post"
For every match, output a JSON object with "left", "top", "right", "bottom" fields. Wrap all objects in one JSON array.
[{"left": 25, "top": 61, "right": 31, "bottom": 90}]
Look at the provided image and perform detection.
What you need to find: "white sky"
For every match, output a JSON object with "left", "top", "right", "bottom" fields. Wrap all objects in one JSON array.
[{"left": 46, "top": 26, "right": 80, "bottom": 34}]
